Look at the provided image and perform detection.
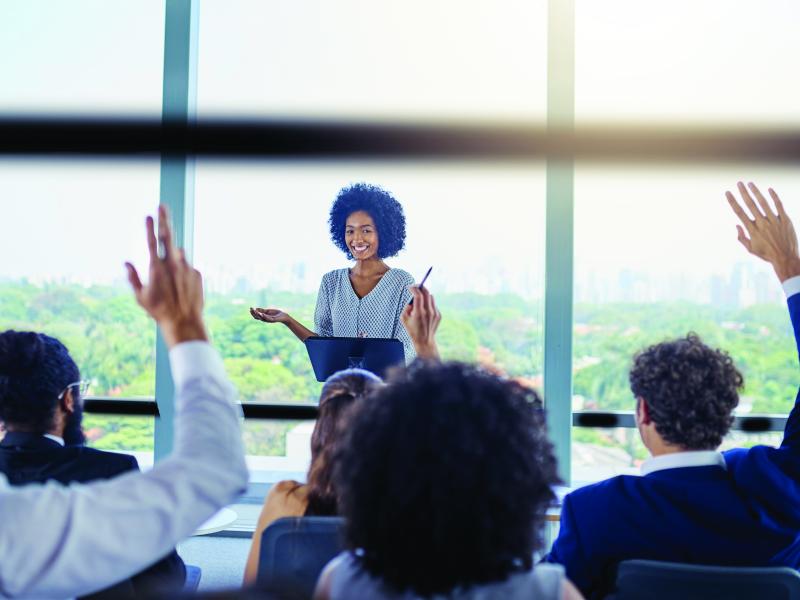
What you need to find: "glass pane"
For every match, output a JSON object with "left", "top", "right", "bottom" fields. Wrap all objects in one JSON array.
[
  {"left": 0, "top": 1, "right": 164, "bottom": 116},
  {"left": 576, "top": 0, "right": 800, "bottom": 126},
  {"left": 244, "top": 419, "right": 309, "bottom": 484},
  {"left": 84, "top": 414, "right": 154, "bottom": 467},
  {"left": 572, "top": 425, "right": 787, "bottom": 486},
  {"left": 198, "top": 0, "right": 547, "bottom": 122},
  {"left": 194, "top": 161, "right": 545, "bottom": 404},
  {"left": 573, "top": 165, "right": 800, "bottom": 421},
  {"left": 572, "top": 426, "right": 642, "bottom": 484},
  {"left": 0, "top": 159, "right": 159, "bottom": 398}
]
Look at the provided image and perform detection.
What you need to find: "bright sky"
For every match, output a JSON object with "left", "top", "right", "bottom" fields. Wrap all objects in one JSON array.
[{"left": 1, "top": 1, "right": 799, "bottom": 303}]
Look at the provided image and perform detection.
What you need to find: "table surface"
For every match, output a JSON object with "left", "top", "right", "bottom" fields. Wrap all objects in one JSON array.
[{"left": 194, "top": 507, "right": 238, "bottom": 536}]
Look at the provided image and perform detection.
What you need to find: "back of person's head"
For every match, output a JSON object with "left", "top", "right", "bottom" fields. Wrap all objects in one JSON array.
[
  {"left": 333, "top": 361, "right": 559, "bottom": 596},
  {"left": 305, "top": 368, "right": 383, "bottom": 516},
  {"left": 0, "top": 330, "right": 84, "bottom": 443},
  {"left": 630, "top": 333, "right": 742, "bottom": 450}
]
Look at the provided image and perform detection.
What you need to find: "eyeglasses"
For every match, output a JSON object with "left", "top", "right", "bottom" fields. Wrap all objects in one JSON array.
[{"left": 57, "top": 380, "right": 91, "bottom": 401}]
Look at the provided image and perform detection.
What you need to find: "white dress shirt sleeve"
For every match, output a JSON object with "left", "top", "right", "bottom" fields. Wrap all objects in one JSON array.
[
  {"left": 783, "top": 275, "right": 800, "bottom": 299},
  {"left": 0, "top": 341, "right": 248, "bottom": 599}
]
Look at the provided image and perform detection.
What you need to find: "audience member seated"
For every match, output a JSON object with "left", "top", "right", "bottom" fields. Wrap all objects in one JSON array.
[
  {"left": 0, "top": 330, "right": 186, "bottom": 598},
  {"left": 243, "top": 368, "right": 382, "bottom": 585},
  {"left": 545, "top": 182, "right": 800, "bottom": 599},
  {"left": 314, "top": 358, "right": 583, "bottom": 599},
  {"left": 0, "top": 206, "right": 248, "bottom": 598}
]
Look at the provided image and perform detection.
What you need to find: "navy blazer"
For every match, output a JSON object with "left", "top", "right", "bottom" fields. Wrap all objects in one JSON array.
[
  {"left": 0, "top": 432, "right": 186, "bottom": 599},
  {"left": 545, "top": 293, "right": 800, "bottom": 600}
]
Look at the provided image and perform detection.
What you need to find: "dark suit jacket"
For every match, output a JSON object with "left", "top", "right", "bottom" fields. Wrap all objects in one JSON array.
[
  {"left": 0, "top": 432, "right": 186, "bottom": 599},
  {"left": 545, "top": 293, "right": 800, "bottom": 600}
]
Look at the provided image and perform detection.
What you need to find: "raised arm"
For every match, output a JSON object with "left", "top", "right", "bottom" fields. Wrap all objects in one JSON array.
[
  {"left": 728, "top": 182, "right": 800, "bottom": 447},
  {"left": 0, "top": 206, "right": 248, "bottom": 598}
]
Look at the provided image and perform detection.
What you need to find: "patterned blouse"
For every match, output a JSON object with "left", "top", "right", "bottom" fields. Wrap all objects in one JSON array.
[{"left": 314, "top": 267, "right": 416, "bottom": 362}]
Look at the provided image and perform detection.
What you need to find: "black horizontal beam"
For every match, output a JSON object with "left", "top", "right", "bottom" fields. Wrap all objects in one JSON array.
[
  {"left": 82, "top": 397, "right": 318, "bottom": 420},
  {"left": 82, "top": 399, "right": 786, "bottom": 432},
  {"left": 84, "top": 398, "right": 160, "bottom": 417},
  {"left": 572, "top": 411, "right": 788, "bottom": 433},
  {"left": 1, "top": 117, "right": 799, "bottom": 164},
  {"left": 240, "top": 403, "right": 319, "bottom": 420}
]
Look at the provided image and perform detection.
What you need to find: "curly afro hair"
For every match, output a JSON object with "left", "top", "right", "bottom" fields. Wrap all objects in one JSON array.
[
  {"left": 328, "top": 183, "right": 406, "bottom": 259},
  {"left": 333, "top": 361, "right": 560, "bottom": 596},
  {"left": 630, "top": 333, "right": 742, "bottom": 450}
]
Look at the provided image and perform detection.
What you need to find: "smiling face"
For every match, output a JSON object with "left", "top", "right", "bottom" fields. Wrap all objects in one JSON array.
[{"left": 345, "top": 210, "right": 379, "bottom": 261}]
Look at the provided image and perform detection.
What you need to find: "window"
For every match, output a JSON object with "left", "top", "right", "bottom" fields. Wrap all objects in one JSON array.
[
  {"left": 4, "top": 2, "right": 798, "bottom": 489},
  {"left": 194, "top": 160, "right": 545, "bottom": 478},
  {"left": 198, "top": 0, "right": 547, "bottom": 122},
  {"left": 0, "top": 1, "right": 164, "bottom": 116},
  {"left": 85, "top": 415, "right": 155, "bottom": 462},
  {"left": 572, "top": 424, "right": 787, "bottom": 486},
  {"left": 0, "top": 160, "right": 159, "bottom": 453},
  {"left": 575, "top": 0, "right": 800, "bottom": 126},
  {"left": 570, "top": 0, "right": 800, "bottom": 482},
  {"left": 572, "top": 165, "right": 800, "bottom": 483}
]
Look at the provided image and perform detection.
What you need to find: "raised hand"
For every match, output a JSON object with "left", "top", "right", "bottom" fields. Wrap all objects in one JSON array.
[
  {"left": 401, "top": 286, "right": 441, "bottom": 360},
  {"left": 125, "top": 205, "right": 207, "bottom": 347},
  {"left": 727, "top": 182, "right": 800, "bottom": 282},
  {"left": 249, "top": 307, "right": 290, "bottom": 324}
]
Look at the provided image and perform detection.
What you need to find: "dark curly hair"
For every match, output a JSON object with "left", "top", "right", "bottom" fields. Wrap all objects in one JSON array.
[
  {"left": 333, "top": 361, "right": 560, "bottom": 596},
  {"left": 0, "top": 330, "right": 85, "bottom": 443},
  {"left": 328, "top": 183, "right": 406, "bottom": 259},
  {"left": 304, "top": 369, "right": 383, "bottom": 516},
  {"left": 629, "top": 333, "right": 742, "bottom": 450}
]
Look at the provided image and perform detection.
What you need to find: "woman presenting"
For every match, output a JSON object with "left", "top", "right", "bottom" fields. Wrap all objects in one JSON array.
[{"left": 250, "top": 183, "right": 417, "bottom": 361}]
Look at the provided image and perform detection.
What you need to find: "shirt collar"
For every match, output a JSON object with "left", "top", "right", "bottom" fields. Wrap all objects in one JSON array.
[
  {"left": 641, "top": 450, "right": 725, "bottom": 476},
  {"left": 42, "top": 434, "right": 65, "bottom": 447}
]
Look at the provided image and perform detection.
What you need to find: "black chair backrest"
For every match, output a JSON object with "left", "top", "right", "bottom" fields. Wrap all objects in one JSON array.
[
  {"left": 257, "top": 516, "right": 345, "bottom": 600},
  {"left": 614, "top": 559, "right": 800, "bottom": 600}
]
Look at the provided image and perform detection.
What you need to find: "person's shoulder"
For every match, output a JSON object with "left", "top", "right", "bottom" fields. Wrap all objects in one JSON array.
[
  {"left": 269, "top": 479, "right": 306, "bottom": 494},
  {"left": 72, "top": 447, "right": 140, "bottom": 474},
  {"left": 265, "top": 480, "right": 308, "bottom": 512},
  {"left": 725, "top": 444, "right": 794, "bottom": 481},
  {"left": 315, "top": 552, "right": 357, "bottom": 600},
  {"left": 323, "top": 268, "right": 348, "bottom": 279},
  {"left": 321, "top": 268, "right": 348, "bottom": 285},
  {"left": 386, "top": 268, "right": 414, "bottom": 288},
  {"left": 388, "top": 267, "right": 414, "bottom": 281},
  {"left": 563, "top": 475, "right": 639, "bottom": 511}
]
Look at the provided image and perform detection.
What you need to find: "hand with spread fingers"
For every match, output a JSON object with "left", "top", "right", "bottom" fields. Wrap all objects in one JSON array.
[
  {"left": 125, "top": 205, "right": 208, "bottom": 348},
  {"left": 401, "top": 285, "right": 441, "bottom": 360},
  {"left": 727, "top": 181, "right": 800, "bottom": 282}
]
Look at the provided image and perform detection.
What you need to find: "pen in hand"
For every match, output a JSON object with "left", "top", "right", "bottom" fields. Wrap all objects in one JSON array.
[{"left": 409, "top": 266, "right": 433, "bottom": 305}]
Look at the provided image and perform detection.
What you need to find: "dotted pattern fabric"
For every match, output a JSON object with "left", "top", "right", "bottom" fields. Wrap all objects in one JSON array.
[{"left": 314, "top": 267, "right": 416, "bottom": 362}]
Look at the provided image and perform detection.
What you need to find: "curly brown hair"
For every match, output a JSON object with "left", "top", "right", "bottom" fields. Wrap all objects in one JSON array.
[{"left": 629, "top": 333, "right": 743, "bottom": 450}]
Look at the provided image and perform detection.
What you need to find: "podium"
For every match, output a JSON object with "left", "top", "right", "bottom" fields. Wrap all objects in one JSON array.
[{"left": 304, "top": 336, "right": 405, "bottom": 382}]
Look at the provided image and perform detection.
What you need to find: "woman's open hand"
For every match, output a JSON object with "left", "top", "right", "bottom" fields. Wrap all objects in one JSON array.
[{"left": 250, "top": 307, "right": 290, "bottom": 324}]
